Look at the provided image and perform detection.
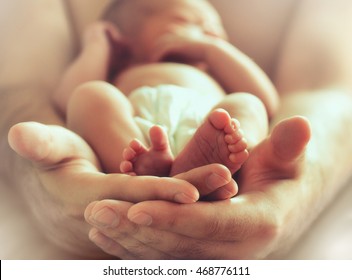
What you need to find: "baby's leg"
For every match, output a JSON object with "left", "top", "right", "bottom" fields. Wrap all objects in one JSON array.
[
  {"left": 215, "top": 92, "right": 269, "bottom": 150},
  {"left": 170, "top": 109, "right": 249, "bottom": 176},
  {"left": 67, "top": 81, "right": 146, "bottom": 173},
  {"left": 120, "top": 126, "right": 174, "bottom": 177}
]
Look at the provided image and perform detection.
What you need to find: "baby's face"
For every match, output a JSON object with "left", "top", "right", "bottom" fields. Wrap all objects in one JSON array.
[{"left": 134, "top": 0, "right": 227, "bottom": 59}]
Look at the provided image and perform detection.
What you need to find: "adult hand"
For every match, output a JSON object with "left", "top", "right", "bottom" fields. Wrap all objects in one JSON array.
[
  {"left": 9, "top": 122, "right": 238, "bottom": 211},
  {"left": 8, "top": 121, "right": 237, "bottom": 256},
  {"left": 84, "top": 116, "right": 312, "bottom": 259}
]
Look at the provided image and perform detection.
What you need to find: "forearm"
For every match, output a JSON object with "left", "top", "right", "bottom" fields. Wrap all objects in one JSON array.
[{"left": 206, "top": 40, "right": 279, "bottom": 116}]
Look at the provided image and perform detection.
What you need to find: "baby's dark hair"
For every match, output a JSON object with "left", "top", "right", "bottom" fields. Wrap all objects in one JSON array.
[{"left": 101, "top": 0, "right": 166, "bottom": 36}]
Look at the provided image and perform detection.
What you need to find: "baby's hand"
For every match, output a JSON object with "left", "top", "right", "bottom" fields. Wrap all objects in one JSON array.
[{"left": 150, "top": 26, "right": 216, "bottom": 64}]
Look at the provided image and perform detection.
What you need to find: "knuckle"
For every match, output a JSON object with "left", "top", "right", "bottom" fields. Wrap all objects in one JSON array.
[
  {"left": 139, "top": 229, "right": 165, "bottom": 247},
  {"left": 124, "top": 243, "right": 149, "bottom": 260}
]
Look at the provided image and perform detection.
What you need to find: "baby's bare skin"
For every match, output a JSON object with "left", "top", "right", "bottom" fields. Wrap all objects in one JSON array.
[
  {"left": 115, "top": 62, "right": 226, "bottom": 99},
  {"left": 64, "top": 21, "right": 252, "bottom": 180},
  {"left": 120, "top": 109, "right": 249, "bottom": 178},
  {"left": 115, "top": 33, "right": 248, "bottom": 177},
  {"left": 56, "top": 0, "right": 276, "bottom": 186}
]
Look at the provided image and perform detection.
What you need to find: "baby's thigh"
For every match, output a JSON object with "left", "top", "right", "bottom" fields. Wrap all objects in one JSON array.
[
  {"left": 216, "top": 92, "right": 267, "bottom": 119},
  {"left": 67, "top": 81, "right": 136, "bottom": 136},
  {"left": 68, "top": 81, "right": 132, "bottom": 114},
  {"left": 215, "top": 92, "right": 269, "bottom": 147}
]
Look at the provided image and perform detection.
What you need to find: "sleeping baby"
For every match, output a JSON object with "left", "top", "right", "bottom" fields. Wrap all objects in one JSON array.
[{"left": 53, "top": 0, "right": 279, "bottom": 199}]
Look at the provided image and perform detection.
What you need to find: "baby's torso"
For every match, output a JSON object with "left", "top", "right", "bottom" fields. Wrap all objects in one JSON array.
[{"left": 113, "top": 62, "right": 226, "bottom": 102}]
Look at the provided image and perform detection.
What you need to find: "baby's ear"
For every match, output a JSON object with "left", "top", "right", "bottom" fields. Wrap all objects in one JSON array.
[
  {"left": 107, "top": 32, "right": 133, "bottom": 82},
  {"left": 101, "top": 20, "right": 123, "bottom": 41}
]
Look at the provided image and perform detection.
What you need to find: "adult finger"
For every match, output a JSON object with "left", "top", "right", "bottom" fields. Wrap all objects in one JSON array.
[
  {"left": 85, "top": 200, "right": 242, "bottom": 259},
  {"left": 85, "top": 200, "right": 173, "bottom": 259},
  {"left": 91, "top": 227, "right": 241, "bottom": 259},
  {"left": 88, "top": 228, "right": 128, "bottom": 259},
  {"left": 103, "top": 163, "right": 239, "bottom": 203},
  {"left": 74, "top": 163, "right": 239, "bottom": 204},
  {"left": 8, "top": 122, "right": 99, "bottom": 169},
  {"left": 127, "top": 193, "right": 276, "bottom": 242},
  {"left": 174, "top": 163, "right": 238, "bottom": 199},
  {"left": 8, "top": 122, "right": 199, "bottom": 204}
]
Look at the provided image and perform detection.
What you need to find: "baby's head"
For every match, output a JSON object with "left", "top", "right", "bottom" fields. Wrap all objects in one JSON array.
[
  {"left": 103, "top": 0, "right": 227, "bottom": 39},
  {"left": 103, "top": 0, "right": 227, "bottom": 62}
]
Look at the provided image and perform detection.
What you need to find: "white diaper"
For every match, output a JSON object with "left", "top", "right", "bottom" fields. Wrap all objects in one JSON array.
[{"left": 129, "top": 85, "right": 215, "bottom": 155}]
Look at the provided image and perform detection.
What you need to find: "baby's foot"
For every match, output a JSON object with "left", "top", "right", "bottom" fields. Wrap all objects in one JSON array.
[
  {"left": 170, "top": 109, "right": 249, "bottom": 176},
  {"left": 120, "top": 126, "right": 174, "bottom": 176}
]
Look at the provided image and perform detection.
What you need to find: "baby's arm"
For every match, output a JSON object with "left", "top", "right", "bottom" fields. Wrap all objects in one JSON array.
[
  {"left": 152, "top": 34, "right": 279, "bottom": 117},
  {"left": 53, "top": 22, "right": 129, "bottom": 115},
  {"left": 204, "top": 39, "right": 279, "bottom": 117}
]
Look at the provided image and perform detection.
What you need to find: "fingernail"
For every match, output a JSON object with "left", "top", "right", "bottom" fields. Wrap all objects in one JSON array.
[
  {"left": 174, "top": 192, "right": 197, "bottom": 204},
  {"left": 89, "top": 228, "right": 112, "bottom": 247},
  {"left": 91, "top": 207, "right": 119, "bottom": 228},
  {"left": 206, "top": 173, "right": 229, "bottom": 189},
  {"left": 129, "top": 212, "right": 152, "bottom": 226},
  {"left": 216, "top": 187, "right": 235, "bottom": 199}
]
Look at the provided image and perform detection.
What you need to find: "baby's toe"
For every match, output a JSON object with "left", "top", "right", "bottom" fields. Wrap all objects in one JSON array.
[
  {"left": 229, "top": 149, "right": 249, "bottom": 164},
  {"left": 228, "top": 138, "right": 248, "bottom": 153},
  {"left": 120, "top": 160, "right": 133, "bottom": 174}
]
